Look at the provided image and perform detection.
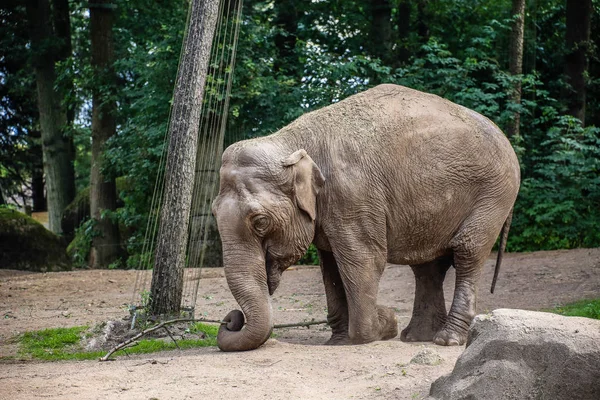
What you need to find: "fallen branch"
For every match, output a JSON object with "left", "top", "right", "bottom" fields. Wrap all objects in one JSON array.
[
  {"left": 100, "top": 318, "right": 199, "bottom": 361},
  {"left": 99, "top": 317, "right": 329, "bottom": 361},
  {"left": 274, "top": 320, "right": 328, "bottom": 329},
  {"left": 162, "top": 326, "right": 180, "bottom": 350}
]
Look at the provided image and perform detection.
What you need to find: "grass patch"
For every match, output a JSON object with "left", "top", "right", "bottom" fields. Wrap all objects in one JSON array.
[
  {"left": 550, "top": 298, "right": 600, "bottom": 320},
  {"left": 18, "top": 322, "right": 218, "bottom": 362},
  {"left": 19, "top": 327, "right": 100, "bottom": 361}
]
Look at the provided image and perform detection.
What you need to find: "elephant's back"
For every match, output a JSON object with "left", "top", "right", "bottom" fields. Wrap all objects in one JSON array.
[
  {"left": 293, "top": 84, "right": 518, "bottom": 180},
  {"left": 275, "top": 83, "right": 519, "bottom": 200}
]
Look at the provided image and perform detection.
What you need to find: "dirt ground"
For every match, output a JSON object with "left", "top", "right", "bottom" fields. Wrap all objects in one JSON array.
[{"left": 1, "top": 248, "right": 599, "bottom": 400}]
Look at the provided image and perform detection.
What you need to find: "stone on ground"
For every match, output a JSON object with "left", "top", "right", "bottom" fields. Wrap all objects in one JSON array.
[
  {"left": 429, "top": 308, "right": 600, "bottom": 400},
  {"left": 410, "top": 347, "right": 443, "bottom": 366}
]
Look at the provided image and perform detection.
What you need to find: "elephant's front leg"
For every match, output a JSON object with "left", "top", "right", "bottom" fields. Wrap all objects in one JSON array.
[
  {"left": 335, "top": 249, "right": 398, "bottom": 344},
  {"left": 319, "top": 250, "right": 350, "bottom": 344}
]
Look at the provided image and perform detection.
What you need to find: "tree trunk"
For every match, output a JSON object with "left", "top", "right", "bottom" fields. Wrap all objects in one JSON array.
[
  {"left": 31, "top": 156, "right": 46, "bottom": 212},
  {"left": 29, "top": 129, "right": 47, "bottom": 212},
  {"left": 273, "top": 0, "right": 299, "bottom": 77},
  {"left": 370, "top": 0, "right": 393, "bottom": 65},
  {"left": 25, "top": 0, "right": 75, "bottom": 234},
  {"left": 89, "top": 0, "right": 121, "bottom": 268},
  {"left": 565, "top": 0, "right": 592, "bottom": 125},
  {"left": 52, "top": 0, "right": 76, "bottom": 126},
  {"left": 150, "top": 0, "right": 220, "bottom": 316},
  {"left": 396, "top": 0, "right": 411, "bottom": 65},
  {"left": 417, "top": 0, "right": 430, "bottom": 44},
  {"left": 507, "top": 0, "right": 525, "bottom": 139}
]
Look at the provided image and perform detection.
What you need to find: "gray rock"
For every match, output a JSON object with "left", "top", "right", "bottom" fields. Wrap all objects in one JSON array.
[
  {"left": 411, "top": 347, "right": 443, "bottom": 366},
  {"left": 429, "top": 309, "right": 600, "bottom": 400}
]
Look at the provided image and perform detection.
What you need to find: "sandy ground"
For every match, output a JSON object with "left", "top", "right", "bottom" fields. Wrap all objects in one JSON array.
[{"left": 1, "top": 248, "right": 599, "bottom": 400}]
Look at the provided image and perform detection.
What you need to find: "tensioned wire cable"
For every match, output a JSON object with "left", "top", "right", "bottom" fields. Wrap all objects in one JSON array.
[
  {"left": 130, "top": 0, "right": 196, "bottom": 306},
  {"left": 131, "top": 0, "right": 244, "bottom": 312},
  {"left": 185, "top": 0, "right": 230, "bottom": 270},
  {"left": 132, "top": 0, "right": 215, "bottom": 305},
  {"left": 189, "top": 0, "right": 244, "bottom": 309},
  {"left": 181, "top": 0, "right": 231, "bottom": 307},
  {"left": 131, "top": 1, "right": 193, "bottom": 306},
  {"left": 185, "top": 0, "right": 243, "bottom": 310},
  {"left": 183, "top": 0, "right": 242, "bottom": 310},
  {"left": 139, "top": 0, "right": 222, "bottom": 302}
]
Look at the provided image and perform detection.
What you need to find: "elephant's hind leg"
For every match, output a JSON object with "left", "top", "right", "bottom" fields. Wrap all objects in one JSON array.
[
  {"left": 434, "top": 216, "right": 501, "bottom": 346},
  {"left": 319, "top": 250, "right": 350, "bottom": 345},
  {"left": 401, "top": 256, "right": 452, "bottom": 342}
]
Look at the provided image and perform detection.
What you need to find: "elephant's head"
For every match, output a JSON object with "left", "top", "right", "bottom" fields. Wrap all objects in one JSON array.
[{"left": 213, "top": 143, "right": 325, "bottom": 351}]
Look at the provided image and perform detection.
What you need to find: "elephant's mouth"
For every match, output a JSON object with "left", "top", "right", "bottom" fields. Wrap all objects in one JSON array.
[{"left": 265, "top": 250, "right": 281, "bottom": 296}]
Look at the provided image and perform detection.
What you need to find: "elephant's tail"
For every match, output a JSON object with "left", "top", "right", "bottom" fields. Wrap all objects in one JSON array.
[{"left": 491, "top": 208, "right": 513, "bottom": 294}]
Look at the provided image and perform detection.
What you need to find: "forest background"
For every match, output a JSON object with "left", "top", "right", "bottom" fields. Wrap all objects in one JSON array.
[{"left": 1, "top": 0, "right": 598, "bottom": 269}]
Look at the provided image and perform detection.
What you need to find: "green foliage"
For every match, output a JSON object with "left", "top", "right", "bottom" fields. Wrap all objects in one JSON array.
[
  {"left": 298, "top": 243, "right": 320, "bottom": 265},
  {"left": 551, "top": 298, "right": 600, "bottom": 320},
  {"left": 102, "top": 0, "right": 600, "bottom": 259},
  {"left": 510, "top": 117, "right": 600, "bottom": 250},
  {"left": 66, "top": 219, "right": 98, "bottom": 268},
  {"left": 0, "top": 2, "right": 40, "bottom": 205},
  {"left": 3, "top": 0, "right": 600, "bottom": 266}
]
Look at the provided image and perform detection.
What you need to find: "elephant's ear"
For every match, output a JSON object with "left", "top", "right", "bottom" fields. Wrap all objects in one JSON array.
[{"left": 281, "top": 149, "right": 325, "bottom": 221}]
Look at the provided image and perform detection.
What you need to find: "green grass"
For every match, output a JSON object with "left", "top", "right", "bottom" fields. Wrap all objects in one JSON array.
[
  {"left": 550, "top": 298, "right": 600, "bottom": 320},
  {"left": 18, "top": 322, "right": 219, "bottom": 361}
]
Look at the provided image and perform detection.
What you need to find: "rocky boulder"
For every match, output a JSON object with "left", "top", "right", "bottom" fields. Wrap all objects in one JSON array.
[
  {"left": 429, "top": 308, "right": 600, "bottom": 400},
  {"left": 0, "top": 208, "right": 71, "bottom": 272}
]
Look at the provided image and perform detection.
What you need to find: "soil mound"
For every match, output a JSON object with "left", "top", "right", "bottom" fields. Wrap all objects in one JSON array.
[{"left": 0, "top": 208, "right": 70, "bottom": 272}]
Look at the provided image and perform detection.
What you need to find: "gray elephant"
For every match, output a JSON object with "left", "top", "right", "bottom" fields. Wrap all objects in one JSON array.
[{"left": 213, "top": 84, "right": 520, "bottom": 352}]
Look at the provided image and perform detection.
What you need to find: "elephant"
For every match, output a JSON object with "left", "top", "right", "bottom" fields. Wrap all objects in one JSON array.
[{"left": 213, "top": 84, "right": 520, "bottom": 352}]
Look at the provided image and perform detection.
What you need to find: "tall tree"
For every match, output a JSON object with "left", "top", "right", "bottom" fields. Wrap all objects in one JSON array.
[
  {"left": 30, "top": 130, "right": 46, "bottom": 212},
  {"left": 52, "top": 0, "right": 76, "bottom": 125},
  {"left": 417, "top": 0, "right": 430, "bottom": 44},
  {"left": 507, "top": 0, "right": 526, "bottom": 138},
  {"left": 273, "top": 0, "right": 300, "bottom": 78},
  {"left": 25, "top": 0, "right": 76, "bottom": 233},
  {"left": 565, "top": 0, "right": 592, "bottom": 124},
  {"left": 1, "top": 1, "right": 42, "bottom": 210},
  {"left": 396, "top": 0, "right": 411, "bottom": 65},
  {"left": 370, "top": 0, "right": 393, "bottom": 65},
  {"left": 89, "top": 0, "right": 121, "bottom": 268}
]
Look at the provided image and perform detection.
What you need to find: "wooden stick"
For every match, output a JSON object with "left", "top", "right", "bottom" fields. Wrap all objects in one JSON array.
[
  {"left": 99, "top": 317, "right": 329, "bottom": 361},
  {"left": 274, "top": 320, "right": 328, "bottom": 329},
  {"left": 162, "top": 326, "right": 180, "bottom": 350},
  {"left": 100, "top": 318, "right": 196, "bottom": 361}
]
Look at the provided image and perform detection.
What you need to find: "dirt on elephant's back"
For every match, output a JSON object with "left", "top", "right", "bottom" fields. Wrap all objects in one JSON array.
[{"left": 1, "top": 248, "right": 599, "bottom": 400}]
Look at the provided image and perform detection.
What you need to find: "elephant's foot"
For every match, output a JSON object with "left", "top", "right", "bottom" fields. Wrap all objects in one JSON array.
[
  {"left": 377, "top": 306, "right": 399, "bottom": 341},
  {"left": 331, "top": 307, "right": 398, "bottom": 345},
  {"left": 433, "top": 324, "right": 468, "bottom": 346},
  {"left": 400, "top": 312, "right": 446, "bottom": 342},
  {"left": 325, "top": 334, "right": 351, "bottom": 345},
  {"left": 325, "top": 316, "right": 349, "bottom": 345}
]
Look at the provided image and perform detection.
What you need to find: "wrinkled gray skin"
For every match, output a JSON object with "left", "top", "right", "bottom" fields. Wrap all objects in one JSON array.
[{"left": 213, "top": 84, "right": 520, "bottom": 352}]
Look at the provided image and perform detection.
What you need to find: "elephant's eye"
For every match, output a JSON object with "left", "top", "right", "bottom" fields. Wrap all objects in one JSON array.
[{"left": 251, "top": 215, "right": 271, "bottom": 235}]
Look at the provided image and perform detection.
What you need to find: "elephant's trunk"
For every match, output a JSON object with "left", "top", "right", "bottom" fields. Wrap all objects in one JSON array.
[{"left": 217, "top": 245, "right": 273, "bottom": 352}]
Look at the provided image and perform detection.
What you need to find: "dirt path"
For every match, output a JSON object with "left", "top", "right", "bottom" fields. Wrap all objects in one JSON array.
[{"left": 1, "top": 248, "right": 599, "bottom": 399}]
